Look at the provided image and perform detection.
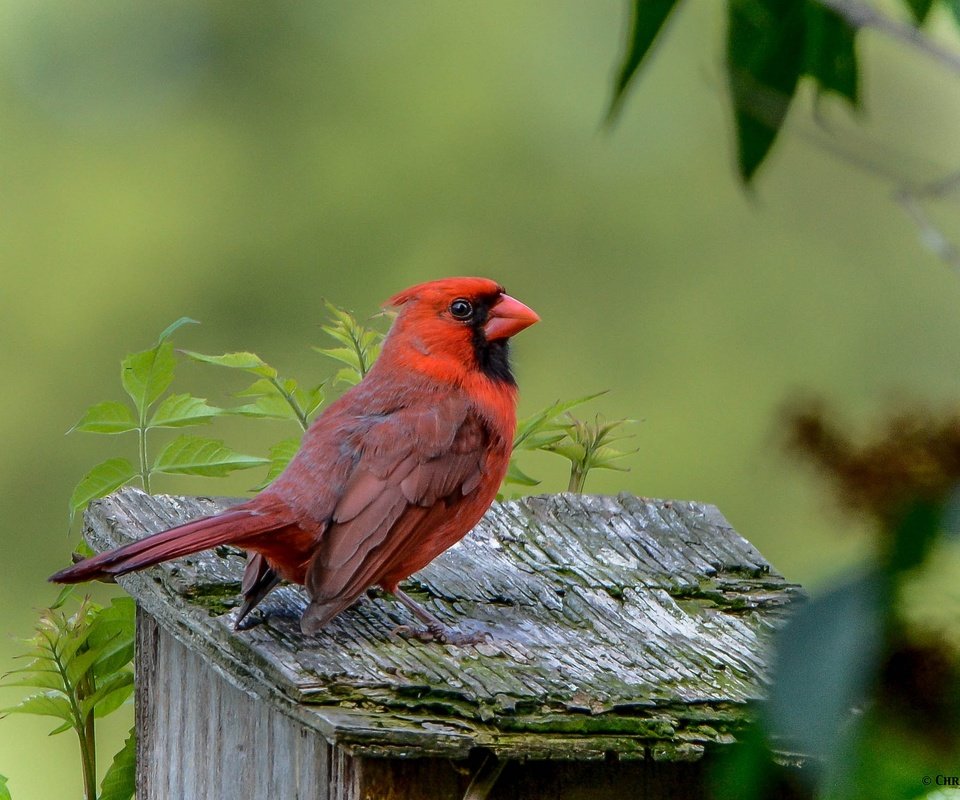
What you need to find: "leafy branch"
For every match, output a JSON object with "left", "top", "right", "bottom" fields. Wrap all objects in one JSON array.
[
  {"left": 72, "top": 304, "right": 640, "bottom": 513},
  {"left": 313, "top": 300, "right": 387, "bottom": 387},
  {"left": 67, "top": 303, "right": 393, "bottom": 522},
  {"left": 818, "top": 0, "right": 960, "bottom": 75},
  {"left": 1, "top": 592, "right": 136, "bottom": 800},
  {"left": 610, "top": 0, "right": 960, "bottom": 183},
  {"left": 68, "top": 319, "right": 267, "bottom": 520},
  {"left": 181, "top": 300, "right": 385, "bottom": 485},
  {"left": 180, "top": 351, "right": 323, "bottom": 433}
]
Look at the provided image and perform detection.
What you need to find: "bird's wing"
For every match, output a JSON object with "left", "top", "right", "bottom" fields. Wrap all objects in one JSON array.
[{"left": 301, "top": 397, "right": 491, "bottom": 632}]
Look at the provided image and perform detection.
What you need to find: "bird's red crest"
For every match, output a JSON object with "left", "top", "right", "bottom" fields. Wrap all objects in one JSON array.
[{"left": 386, "top": 277, "right": 505, "bottom": 308}]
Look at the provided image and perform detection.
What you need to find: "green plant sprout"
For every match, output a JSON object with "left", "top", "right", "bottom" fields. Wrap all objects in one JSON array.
[
  {"left": 313, "top": 299, "right": 388, "bottom": 387},
  {"left": 549, "top": 414, "right": 637, "bottom": 493},
  {"left": 1, "top": 591, "right": 136, "bottom": 800},
  {"left": 506, "top": 392, "right": 637, "bottom": 493}
]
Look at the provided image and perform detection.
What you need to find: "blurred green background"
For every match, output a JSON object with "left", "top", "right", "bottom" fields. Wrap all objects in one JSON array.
[{"left": 3, "top": 1, "right": 960, "bottom": 795}]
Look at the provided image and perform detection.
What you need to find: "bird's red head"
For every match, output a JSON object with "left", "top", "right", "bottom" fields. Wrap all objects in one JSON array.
[{"left": 380, "top": 277, "right": 539, "bottom": 386}]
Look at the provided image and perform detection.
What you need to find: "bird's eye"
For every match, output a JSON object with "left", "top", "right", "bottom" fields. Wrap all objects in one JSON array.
[{"left": 449, "top": 298, "right": 473, "bottom": 320}]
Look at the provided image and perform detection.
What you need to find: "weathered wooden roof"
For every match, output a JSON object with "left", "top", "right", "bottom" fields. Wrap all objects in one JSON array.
[{"left": 85, "top": 488, "right": 801, "bottom": 761}]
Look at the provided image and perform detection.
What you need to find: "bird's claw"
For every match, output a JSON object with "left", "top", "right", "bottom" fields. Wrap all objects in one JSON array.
[
  {"left": 393, "top": 622, "right": 491, "bottom": 645},
  {"left": 234, "top": 611, "right": 266, "bottom": 631}
]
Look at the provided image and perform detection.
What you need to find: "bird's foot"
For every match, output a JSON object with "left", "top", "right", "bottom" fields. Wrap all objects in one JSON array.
[
  {"left": 393, "top": 622, "right": 491, "bottom": 645},
  {"left": 234, "top": 611, "right": 267, "bottom": 631},
  {"left": 389, "top": 587, "right": 492, "bottom": 644}
]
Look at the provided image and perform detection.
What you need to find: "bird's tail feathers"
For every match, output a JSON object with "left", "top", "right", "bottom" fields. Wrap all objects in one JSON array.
[{"left": 49, "top": 508, "right": 282, "bottom": 584}]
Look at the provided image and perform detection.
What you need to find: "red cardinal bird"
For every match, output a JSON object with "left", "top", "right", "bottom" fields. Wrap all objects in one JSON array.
[{"left": 51, "top": 277, "right": 538, "bottom": 642}]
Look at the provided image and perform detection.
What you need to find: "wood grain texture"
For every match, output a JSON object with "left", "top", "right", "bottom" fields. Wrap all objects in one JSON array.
[
  {"left": 136, "top": 608, "right": 332, "bottom": 798},
  {"left": 86, "top": 488, "right": 802, "bottom": 762}
]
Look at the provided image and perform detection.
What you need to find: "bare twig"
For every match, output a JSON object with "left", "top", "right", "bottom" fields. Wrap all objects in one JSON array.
[
  {"left": 718, "top": 51, "right": 960, "bottom": 272},
  {"left": 894, "top": 189, "right": 960, "bottom": 274},
  {"left": 912, "top": 170, "right": 960, "bottom": 200}
]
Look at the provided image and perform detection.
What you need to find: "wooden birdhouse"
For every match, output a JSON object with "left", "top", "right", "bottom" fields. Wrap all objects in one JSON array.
[{"left": 83, "top": 488, "right": 801, "bottom": 799}]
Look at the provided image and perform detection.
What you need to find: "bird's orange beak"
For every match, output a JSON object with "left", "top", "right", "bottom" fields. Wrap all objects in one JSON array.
[{"left": 484, "top": 293, "right": 540, "bottom": 341}]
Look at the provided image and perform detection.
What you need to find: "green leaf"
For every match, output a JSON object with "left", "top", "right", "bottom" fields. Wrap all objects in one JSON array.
[
  {"left": 588, "top": 447, "right": 634, "bottom": 472},
  {"left": 55, "top": 604, "right": 99, "bottom": 667},
  {"left": 2, "top": 668, "right": 64, "bottom": 692},
  {"left": 230, "top": 394, "right": 302, "bottom": 423},
  {"left": 79, "top": 671, "right": 134, "bottom": 719},
  {"left": 156, "top": 317, "right": 199, "bottom": 344},
  {"left": 0, "top": 773, "right": 10, "bottom": 800},
  {"left": 727, "top": 0, "right": 806, "bottom": 182},
  {"left": 947, "top": 0, "right": 960, "bottom": 27},
  {"left": 87, "top": 598, "right": 135, "bottom": 679},
  {"left": 314, "top": 300, "right": 386, "bottom": 385},
  {"left": 268, "top": 437, "right": 301, "bottom": 468},
  {"left": 252, "top": 438, "right": 300, "bottom": 490},
  {"left": 804, "top": 3, "right": 858, "bottom": 104},
  {"left": 522, "top": 430, "right": 568, "bottom": 450},
  {"left": 48, "top": 720, "right": 72, "bottom": 735},
  {"left": 50, "top": 585, "right": 75, "bottom": 610},
  {"left": 65, "top": 637, "right": 119, "bottom": 687},
  {"left": 608, "top": 0, "right": 683, "bottom": 120},
  {"left": 303, "top": 384, "right": 325, "bottom": 418},
  {"left": 546, "top": 442, "right": 587, "bottom": 463},
  {"left": 319, "top": 346, "right": 363, "bottom": 371},
  {"left": 182, "top": 350, "right": 278, "bottom": 379},
  {"left": 504, "top": 460, "right": 541, "bottom": 487},
  {"left": 148, "top": 393, "right": 222, "bottom": 428},
  {"left": 886, "top": 498, "right": 943, "bottom": 575},
  {"left": 93, "top": 679, "right": 134, "bottom": 719},
  {"left": 904, "top": 0, "right": 935, "bottom": 24},
  {"left": 152, "top": 436, "right": 269, "bottom": 477},
  {"left": 1, "top": 691, "right": 74, "bottom": 728},
  {"left": 121, "top": 341, "right": 176, "bottom": 417},
  {"left": 514, "top": 391, "right": 607, "bottom": 452},
  {"left": 70, "top": 402, "right": 138, "bottom": 435},
  {"left": 65, "top": 606, "right": 134, "bottom": 688},
  {"left": 69, "top": 458, "right": 136, "bottom": 521},
  {"left": 99, "top": 729, "right": 136, "bottom": 800},
  {"left": 73, "top": 540, "right": 95, "bottom": 560},
  {"left": 234, "top": 377, "right": 279, "bottom": 398},
  {"left": 331, "top": 366, "right": 362, "bottom": 387}
]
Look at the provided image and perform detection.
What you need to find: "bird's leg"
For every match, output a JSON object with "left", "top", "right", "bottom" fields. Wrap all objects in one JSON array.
[
  {"left": 393, "top": 588, "right": 447, "bottom": 628},
  {"left": 392, "top": 588, "right": 490, "bottom": 645},
  {"left": 234, "top": 554, "right": 282, "bottom": 631}
]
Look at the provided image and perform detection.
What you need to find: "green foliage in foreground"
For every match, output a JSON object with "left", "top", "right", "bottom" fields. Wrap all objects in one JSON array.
[{"left": 714, "top": 408, "right": 960, "bottom": 800}]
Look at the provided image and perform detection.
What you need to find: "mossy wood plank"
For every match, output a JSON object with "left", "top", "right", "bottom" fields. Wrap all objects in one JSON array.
[{"left": 85, "top": 488, "right": 801, "bottom": 760}]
